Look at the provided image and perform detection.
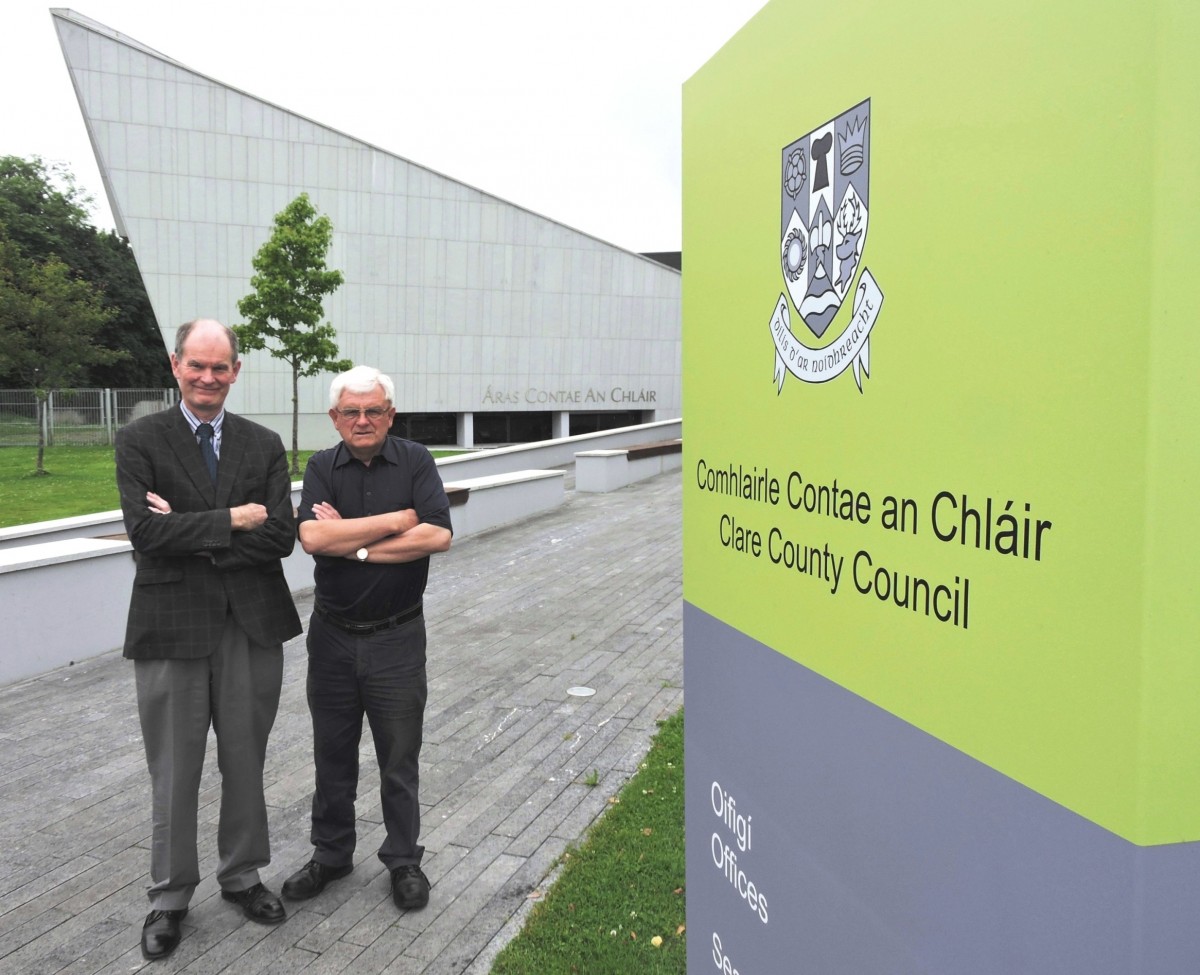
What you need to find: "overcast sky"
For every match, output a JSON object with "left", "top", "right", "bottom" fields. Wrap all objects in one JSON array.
[{"left": 6, "top": 0, "right": 765, "bottom": 253}]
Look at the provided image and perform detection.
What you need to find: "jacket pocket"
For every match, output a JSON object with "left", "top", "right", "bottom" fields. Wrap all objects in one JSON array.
[{"left": 134, "top": 567, "right": 184, "bottom": 585}]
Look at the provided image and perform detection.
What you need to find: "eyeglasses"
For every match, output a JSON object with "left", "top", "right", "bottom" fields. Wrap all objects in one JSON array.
[{"left": 336, "top": 407, "right": 389, "bottom": 421}]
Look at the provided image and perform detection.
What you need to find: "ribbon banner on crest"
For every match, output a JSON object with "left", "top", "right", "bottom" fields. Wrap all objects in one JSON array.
[{"left": 770, "top": 268, "right": 883, "bottom": 392}]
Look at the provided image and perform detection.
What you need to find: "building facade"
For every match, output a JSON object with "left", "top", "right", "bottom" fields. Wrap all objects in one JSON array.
[{"left": 52, "top": 10, "right": 681, "bottom": 447}]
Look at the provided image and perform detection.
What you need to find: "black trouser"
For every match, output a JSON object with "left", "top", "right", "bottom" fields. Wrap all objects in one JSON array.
[{"left": 305, "top": 611, "right": 427, "bottom": 869}]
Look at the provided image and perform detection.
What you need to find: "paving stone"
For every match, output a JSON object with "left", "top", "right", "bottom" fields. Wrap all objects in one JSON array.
[
  {"left": 0, "top": 469, "right": 681, "bottom": 973},
  {"left": 503, "top": 783, "right": 596, "bottom": 860},
  {"left": 0, "top": 855, "right": 103, "bottom": 920},
  {"left": 0, "top": 907, "right": 72, "bottom": 969},
  {"left": 290, "top": 939, "right": 365, "bottom": 975},
  {"left": 294, "top": 881, "right": 395, "bottom": 954},
  {"left": 384, "top": 853, "right": 526, "bottom": 972},
  {"left": 53, "top": 916, "right": 131, "bottom": 975},
  {"left": 331, "top": 923, "right": 417, "bottom": 974}
]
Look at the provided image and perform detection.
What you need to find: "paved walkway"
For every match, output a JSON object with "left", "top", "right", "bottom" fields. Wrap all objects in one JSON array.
[{"left": 0, "top": 469, "right": 682, "bottom": 974}]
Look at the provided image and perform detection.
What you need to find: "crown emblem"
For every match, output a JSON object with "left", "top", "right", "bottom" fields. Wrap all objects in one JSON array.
[{"left": 838, "top": 116, "right": 867, "bottom": 176}]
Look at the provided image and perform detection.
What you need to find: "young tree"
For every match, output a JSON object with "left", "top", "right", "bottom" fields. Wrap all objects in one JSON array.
[
  {"left": 236, "top": 193, "right": 350, "bottom": 474},
  {"left": 0, "top": 234, "right": 128, "bottom": 474}
]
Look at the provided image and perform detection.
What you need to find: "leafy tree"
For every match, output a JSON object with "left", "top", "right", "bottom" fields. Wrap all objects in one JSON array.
[
  {"left": 0, "top": 156, "right": 90, "bottom": 260},
  {"left": 236, "top": 192, "right": 349, "bottom": 474},
  {"left": 0, "top": 155, "right": 169, "bottom": 388},
  {"left": 80, "top": 230, "right": 170, "bottom": 387},
  {"left": 0, "top": 232, "right": 128, "bottom": 474}
]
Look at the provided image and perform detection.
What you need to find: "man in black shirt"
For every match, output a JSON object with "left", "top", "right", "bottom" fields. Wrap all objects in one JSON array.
[{"left": 284, "top": 366, "right": 452, "bottom": 910}]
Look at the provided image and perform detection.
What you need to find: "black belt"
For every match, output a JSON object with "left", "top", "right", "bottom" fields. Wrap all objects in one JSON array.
[{"left": 314, "top": 601, "right": 422, "bottom": 635}]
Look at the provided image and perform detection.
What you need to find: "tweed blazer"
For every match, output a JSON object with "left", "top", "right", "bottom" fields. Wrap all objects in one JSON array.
[{"left": 116, "top": 406, "right": 302, "bottom": 659}]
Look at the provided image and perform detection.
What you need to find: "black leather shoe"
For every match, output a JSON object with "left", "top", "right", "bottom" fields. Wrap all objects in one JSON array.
[
  {"left": 281, "top": 859, "right": 353, "bottom": 900},
  {"left": 221, "top": 882, "right": 286, "bottom": 924},
  {"left": 141, "top": 908, "right": 187, "bottom": 961},
  {"left": 390, "top": 864, "right": 430, "bottom": 910}
]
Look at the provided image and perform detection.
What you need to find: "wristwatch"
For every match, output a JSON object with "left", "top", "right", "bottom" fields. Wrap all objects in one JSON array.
[{"left": 356, "top": 547, "right": 369, "bottom": 562}]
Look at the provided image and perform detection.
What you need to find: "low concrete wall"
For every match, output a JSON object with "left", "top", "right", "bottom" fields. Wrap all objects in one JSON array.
[
  {"left": 0, "top": 420, "right": 683, "bottom": 553},
  {"left": 0, "top": 470, "right": 569, "bottom": 687},
  {"left": 576, "top": 439, "right": 684, "bottom": 493},
  {"left": 445, "top": 469, "right": 564, "bottom": 537},
  {"left": 0, "top": 511, "right": 131, "bottom": 552},
  {"left": 0, "top": 538, "right": 136, "bottom": 686},
  {"left": 0, "top": 473, "right": 577, "bottom": 687},
  {"left": 436, "top": 419, "right": 682, "bottom": 480},
  {"left": 0, "top": 486, "right": 316, "bottom": 553},
  {"left": 0, "top": 423, "right": 677, "bottom": 686}
]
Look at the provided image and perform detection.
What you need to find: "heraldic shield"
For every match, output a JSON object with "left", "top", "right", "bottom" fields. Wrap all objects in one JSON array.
[{"left": 780, "top": 99, "right": 870, "bottom": 339}]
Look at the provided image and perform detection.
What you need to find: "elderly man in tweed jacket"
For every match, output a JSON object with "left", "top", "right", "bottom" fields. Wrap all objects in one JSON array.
[{"left": 115, "top": 319, "right": 301, "bottom": 961}]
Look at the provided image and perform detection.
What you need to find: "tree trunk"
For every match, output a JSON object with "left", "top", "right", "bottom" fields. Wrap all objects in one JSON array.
[
  {"left": 291, "top": 362, "right": 300, "bottom": 476},
  {"left": 35, "top": 392, "right": 48, "bottom": 475}
]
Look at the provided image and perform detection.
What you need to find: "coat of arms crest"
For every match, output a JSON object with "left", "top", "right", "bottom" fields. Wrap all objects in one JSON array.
[{"left": 770, "top": 99, "right": 883, "bottom": 392}]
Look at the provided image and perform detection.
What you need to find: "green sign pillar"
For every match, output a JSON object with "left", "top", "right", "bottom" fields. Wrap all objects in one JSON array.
[{"left": 683, "top": 1, "right": 1200, "bottom": 970}]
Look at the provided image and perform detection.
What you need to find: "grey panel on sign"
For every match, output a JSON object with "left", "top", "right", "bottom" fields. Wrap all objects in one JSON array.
[{"left": 684, "top": 603, "right": 1200, "bottom": 975}]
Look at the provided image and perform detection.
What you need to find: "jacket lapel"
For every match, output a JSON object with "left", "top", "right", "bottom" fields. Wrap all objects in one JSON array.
[
  {"left": 214, "top": 414, "right": 244, "bottom": 506},
  {"left": 165, "top": 409, "right": 218, "bottom": 505}
]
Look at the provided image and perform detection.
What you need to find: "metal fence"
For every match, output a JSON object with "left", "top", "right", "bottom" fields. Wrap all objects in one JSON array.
[{"left": 0, "top": 389, "right": 179, "bottom": 447}]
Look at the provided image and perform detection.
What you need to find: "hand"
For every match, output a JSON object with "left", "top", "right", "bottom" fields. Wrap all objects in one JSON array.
[
  {"left": 312, "top": 502, "right": 343, "bottom": 521},
  {"left": 230, "top": 503, "right": 268, "bottom": 531},
  {"left": 146, "top": 491, "right": 172, "bottom": 515}
]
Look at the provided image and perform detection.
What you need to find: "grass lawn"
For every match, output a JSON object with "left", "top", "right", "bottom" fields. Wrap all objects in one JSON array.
[
  {"left": 0, "top": 445, "right": 126, "bottom": 528},
  {"left": 492, "top": 710, "right": 686, "bottom": 975}
]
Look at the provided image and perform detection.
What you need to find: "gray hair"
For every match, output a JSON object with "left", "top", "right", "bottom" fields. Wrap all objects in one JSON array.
[
  {"left": 174, "top": 319, "right": 239, "bottom": 362},
  {"left": 330, "top": 365, "right": 395, "bottom": 408}
]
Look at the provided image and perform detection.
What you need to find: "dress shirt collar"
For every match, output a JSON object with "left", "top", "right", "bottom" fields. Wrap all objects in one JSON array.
[{"left": 179, "top": 403, "right": 225, "bottom": 456}]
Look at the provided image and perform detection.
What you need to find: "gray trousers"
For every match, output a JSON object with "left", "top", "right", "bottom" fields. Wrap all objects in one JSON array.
[{"left": 135, "top": 614, "right": 283, "bottom": 910}]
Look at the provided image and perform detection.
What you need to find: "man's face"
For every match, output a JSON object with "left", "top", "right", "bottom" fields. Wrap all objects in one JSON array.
[
  {"left": 330, "top": 386, "right": 395, "bottom": 458},
  {"left": 170, "top": 322, "right": 240, "bottom": 420}
]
